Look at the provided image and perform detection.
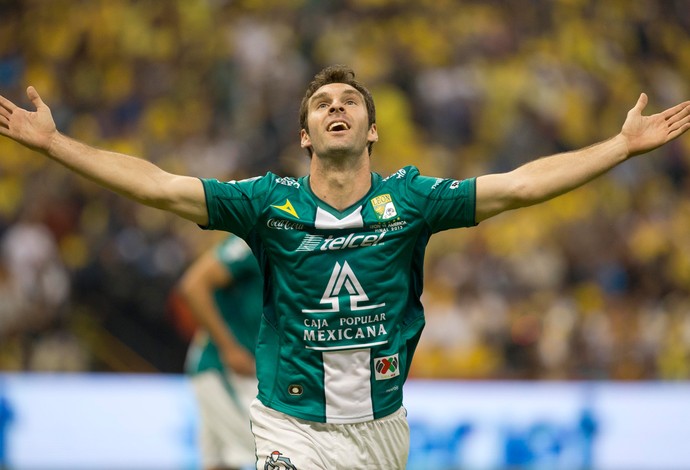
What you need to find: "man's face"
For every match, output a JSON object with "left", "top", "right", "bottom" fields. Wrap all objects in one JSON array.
[{"left": 300, "top": 83, "right": 377, "bottom": 158}]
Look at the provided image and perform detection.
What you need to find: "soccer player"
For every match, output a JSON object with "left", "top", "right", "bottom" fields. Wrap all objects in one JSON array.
[
  {"left": 1, "top": 65, "right": 688, "bottom": 469},
  {"left": 177, "top": 235, "right": 263, "bottom": 470}
]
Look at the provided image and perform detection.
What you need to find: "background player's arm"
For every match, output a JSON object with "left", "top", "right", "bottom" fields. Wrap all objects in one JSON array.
[
  {"left": 179, "top": 249, "right": 256, "bottom": 376},
  {"left": 475, "top": 93, "right": 690, "bottom": 222},
  {"left": 0, "top": 87, "right": 208, "bottom": 225}
]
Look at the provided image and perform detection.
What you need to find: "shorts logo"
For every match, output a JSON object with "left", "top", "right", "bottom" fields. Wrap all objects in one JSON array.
[
  {"left": 374, "top": 354, "right": 400, "bottom": 380},
  {"left": 265, "top": 450, "right": 297, "bottom": 469},
  {"left": 288, "top": 384, "right": 303, "bottom": 396},
  {"left": 370, "top": 194, "right": 397, "bottom": 220}
]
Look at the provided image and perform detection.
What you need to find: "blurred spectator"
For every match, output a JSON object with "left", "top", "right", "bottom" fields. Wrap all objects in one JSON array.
[{"left": 1, "top": 0, "right": 689, "bottom": 379}]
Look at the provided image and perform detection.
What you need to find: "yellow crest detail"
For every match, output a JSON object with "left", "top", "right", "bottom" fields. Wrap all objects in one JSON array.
[
  {"left": 272, "top": 199, "right": 299, "bottom": 218},
  {"left": 370, "top": 194, "right": 397, "bottom": 220}
]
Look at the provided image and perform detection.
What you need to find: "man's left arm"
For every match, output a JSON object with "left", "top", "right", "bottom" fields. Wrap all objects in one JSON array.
[{"left": 475, "top": 93, "right": 690, "bottom": 222}]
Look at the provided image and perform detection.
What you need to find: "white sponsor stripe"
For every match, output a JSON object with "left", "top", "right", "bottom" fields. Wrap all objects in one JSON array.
[
  {"left": 306, "top": 340, "right": 388, "bottom": 351},
  {"left": 296, "top": 234, "right": 323, "bottom": 251},
  {"left": 314, "top": 206, "right": 363, "bottom": 229},
  {"left": 323, "top": 349, "right": 373, "bottom": 423}
]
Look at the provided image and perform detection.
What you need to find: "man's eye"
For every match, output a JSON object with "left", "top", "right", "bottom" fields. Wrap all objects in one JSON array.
[
  {"left": 317, "top": 103, "right": 328, "bottom": 109},
  {"left": 346, "top": 100, "right": 356, "bottom": 105}
]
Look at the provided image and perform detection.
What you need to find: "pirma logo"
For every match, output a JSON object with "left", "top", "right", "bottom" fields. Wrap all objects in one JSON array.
[
  {"left": 271, "top": 199, "right": 299, "bottom": 218},
  {"left": 374, "top": 354, "right": 400, "bottom": 380}
]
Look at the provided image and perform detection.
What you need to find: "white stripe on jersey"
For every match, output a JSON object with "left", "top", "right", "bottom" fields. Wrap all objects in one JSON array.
[
  {"left": 314, "top": 206, "right": 364, "bottom": 229},
  {"left": 323, "top": 349, "right": 373, "bottom": 423},
  {"left": 306, "top": 340, "right": 387, "bottom": 351}
]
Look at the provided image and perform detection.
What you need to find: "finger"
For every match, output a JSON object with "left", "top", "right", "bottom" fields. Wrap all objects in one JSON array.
[
  {"left": 0, "top": 94, "right": 17, "bottom": 113},
  {"left": 0, "top": 97, "right": 11, "bottom": 124},
  {"left": 0, "top": 104, "right": 10, "bottom": 119},
  {"left": 667, "top": 112, "right": 690, "bottom": 138},
  {"left": 26, "top": 86, "right": 45, "bottom": 109},
  {"left": 662, "top": 101, "right": 690, "bottom": 121},
  {"left": 632, "top": 92, "right": 648, "bottom": 113},
  {"left": 0, "top": 117, "right": 10, "bottom": 133}
]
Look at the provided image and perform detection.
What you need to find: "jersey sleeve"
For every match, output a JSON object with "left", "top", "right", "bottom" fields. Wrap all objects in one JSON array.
[
  {"left": 406, "top": 167, "right": 477, "bottom": 232},
  {"left": 200, "top": 174, "right": 273, "bottom": 238}
]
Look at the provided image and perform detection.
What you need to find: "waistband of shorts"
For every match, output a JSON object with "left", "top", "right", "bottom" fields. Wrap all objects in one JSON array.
[{"left": 251, "top": 398, "right": 406, "bottom": 426}]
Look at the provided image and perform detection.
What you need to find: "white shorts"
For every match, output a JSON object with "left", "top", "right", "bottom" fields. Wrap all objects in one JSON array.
[
  {"left": 249, "top": 399, "right": 409, "bottom": 469},
  {"left": 191, "top": 370, "right": 258, "bottom": 469}
]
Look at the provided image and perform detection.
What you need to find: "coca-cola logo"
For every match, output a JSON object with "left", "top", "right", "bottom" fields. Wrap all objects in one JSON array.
[{"left": 266, "top": 218, "right": 305, "bottom": 230}]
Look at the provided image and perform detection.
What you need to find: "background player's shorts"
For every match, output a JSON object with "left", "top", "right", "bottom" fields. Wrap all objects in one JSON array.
[
  {"left": 191, "top": 370, "right": 258, "bottom": 469},
  {"left": 249, "top": 399, "right": 409, "bottom": 469}
]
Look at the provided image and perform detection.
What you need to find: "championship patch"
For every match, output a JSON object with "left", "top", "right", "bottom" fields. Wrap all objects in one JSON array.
[
  {"left": 374, "top": 354, "right": 400, "bottom": 380},
  {"left": 370, "top": 194, "right": 397, "bottom": 220}
]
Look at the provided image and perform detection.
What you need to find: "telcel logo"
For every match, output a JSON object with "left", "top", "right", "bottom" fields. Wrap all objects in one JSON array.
[{"left": 320, "top": 232, "right": 385, "bottom": 251}]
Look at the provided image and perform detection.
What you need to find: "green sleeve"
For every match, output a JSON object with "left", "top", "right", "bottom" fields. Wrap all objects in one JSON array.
[
  {"left": 406, "top": 167, "right": 477, "bottom": 232},
  {"left": 200, "top": 174, "right": 273, "bottom": 238}
]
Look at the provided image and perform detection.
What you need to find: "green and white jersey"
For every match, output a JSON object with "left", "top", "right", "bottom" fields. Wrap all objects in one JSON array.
[
  {"left": 201, "top": 166, "right": 476, "bottom": 424},
  {"left": 185, "top": 235, "right": 263, "bottom": 375}
]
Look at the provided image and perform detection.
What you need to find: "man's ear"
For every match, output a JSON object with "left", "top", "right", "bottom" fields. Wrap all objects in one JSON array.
[
  {"left": 368, "top": 123, "right": 378, "bottom": 143},
  {"left": 300, "top": 129, "right": 311, "bottom": 149}
]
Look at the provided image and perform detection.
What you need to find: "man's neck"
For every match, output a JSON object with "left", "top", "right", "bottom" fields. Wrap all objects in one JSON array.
[{"left": 308, "top": 154, "right": 372, "bottom": 211}]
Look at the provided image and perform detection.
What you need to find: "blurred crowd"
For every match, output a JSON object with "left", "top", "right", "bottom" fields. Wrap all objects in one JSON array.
[{"left": 0, "top": 0, "right": 689, "bottom": 380}]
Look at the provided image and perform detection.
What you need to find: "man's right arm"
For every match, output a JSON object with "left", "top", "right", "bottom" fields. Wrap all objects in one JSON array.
[{"left": 0, "top": 86, "right": 209, "bottom": 225}]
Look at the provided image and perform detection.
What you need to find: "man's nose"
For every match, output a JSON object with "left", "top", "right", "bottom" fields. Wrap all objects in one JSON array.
[{"left": 329, "top": 103, "right": 345, "bottom": 113}]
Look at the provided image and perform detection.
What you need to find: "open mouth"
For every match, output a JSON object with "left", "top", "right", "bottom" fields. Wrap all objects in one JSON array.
[{"left": 327, "top": 121, "right": 350, "bottom": 132}]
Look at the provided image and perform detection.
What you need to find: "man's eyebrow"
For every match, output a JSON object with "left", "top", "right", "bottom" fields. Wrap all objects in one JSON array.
[
  {"left": 310, "top": 89, "right": 361, "bottom": 105},
  {"left": 310, "top": 91, "right": 331, "bottom": 104}
]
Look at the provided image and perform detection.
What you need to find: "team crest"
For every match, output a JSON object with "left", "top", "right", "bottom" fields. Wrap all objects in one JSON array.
[
  {"left": 374, "top": 354, "right": 400, "bottom": 380},
  {"left": 370, "top": 194, "right": 397, "bottom": 220}
]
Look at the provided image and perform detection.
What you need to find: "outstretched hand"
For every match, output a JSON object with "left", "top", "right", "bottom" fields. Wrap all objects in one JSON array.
[
  {"left": 0, "top": 86, "right": 57, "bottom": 152},
  {"left": 621, "top": 93, "right": 690, "bottom": 157}
]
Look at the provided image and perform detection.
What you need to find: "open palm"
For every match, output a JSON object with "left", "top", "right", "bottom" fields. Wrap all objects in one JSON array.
[
  {"left": 622, "top": 93, "right": 690, "bottom": 157},
  {"left": 0, "top": 86, "right": 57, "bottom": 151}
]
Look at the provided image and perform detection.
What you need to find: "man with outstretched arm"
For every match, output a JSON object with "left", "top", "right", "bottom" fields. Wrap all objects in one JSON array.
[{"left": 1, "top": 66, "right": 688, "bottom": 469}]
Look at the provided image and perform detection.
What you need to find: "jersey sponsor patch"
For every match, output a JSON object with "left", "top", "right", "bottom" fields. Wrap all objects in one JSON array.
[
  {"left": 266, "top": 218, "right": 305, "bottom": 230},
  {"left": 374, "top": 354, "right": 400, "bottom": 380},
  {"left": 302, "top": 261, "right": 385, "bottom": 313},
  {"left": 370, "top": 194, "right": 398, "bottom": 220},
  {"left": 296, "top": 232, "right": 386, "bottom": 252}
]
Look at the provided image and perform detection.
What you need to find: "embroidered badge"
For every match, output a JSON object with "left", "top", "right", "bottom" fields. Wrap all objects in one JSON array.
[{"left": 370, "top": 194, "right": 397, "bottom": 220}]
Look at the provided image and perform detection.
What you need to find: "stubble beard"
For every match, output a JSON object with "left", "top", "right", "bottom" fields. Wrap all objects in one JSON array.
[{"left": 315, "top": 142, "right": 369, "bottom": 171}]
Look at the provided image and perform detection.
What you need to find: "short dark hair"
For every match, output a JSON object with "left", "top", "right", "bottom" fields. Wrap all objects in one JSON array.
[{"left": 299, "top": 65, "right": 377, "bottom": 156}]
